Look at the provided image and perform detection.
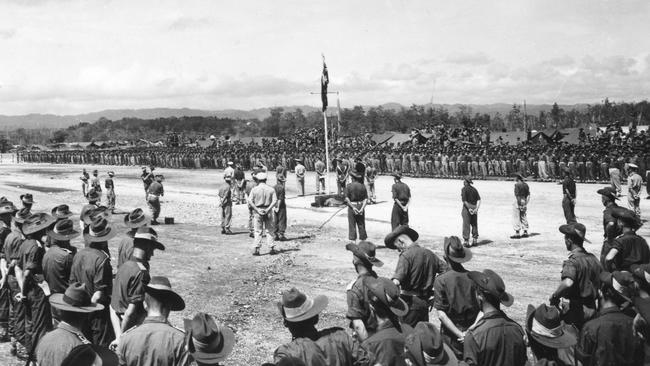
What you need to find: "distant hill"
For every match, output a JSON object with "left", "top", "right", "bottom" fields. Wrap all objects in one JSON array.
[{"left": 0, "top": 103, "right": 592, "bottom": 130}]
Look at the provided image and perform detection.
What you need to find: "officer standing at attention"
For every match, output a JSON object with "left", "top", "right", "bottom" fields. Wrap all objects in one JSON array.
[
  {"left": 247, "top": 172, "right": 278, "bottom": 256},
  {"left": 140, "top": 166, "right": 154, "bottom": 201},
  {"left": 117, "top": 276, "right": 188, "bottom": 366},
  {"left": 90, "top": 169, "right": 102, "bottom": 200},
  {"left": 365, "top": 158, "right": 377, "bottom": 204},
  {"left": 345, "top": 241, "right": 383, "bottom": 341},
  {"left": 627, "top": 163, "right": 643, "bottom": 218},
  {"left": 461, "top": 177, "right": 481, "bottom": 247},
  {"left": 513, "top": 173, "right": 530, "bottom": 238},
  {"left": 336, "top": 154, "right": 350, "bottom": 195},
  {"left": 218, "top": 175, "right": 233, "bottom": 235},
  {"left": 294, "top": 158, "right": 306, "bottom": 196},
  {"left": 105, "top": 171, "right": 116, "bottom": 213},
  {"left": 315, "top": 156, "right": 326, "bottom": 194},
  {"left": 391, "top": 173, "right": 411, "bottom": 229},
  {"left": 345, "top": 171, "right": 368, "bottom": 243},
  {"left": 384, "top": 225, "right": 446, "bottom": 327},
  {"left": 147, "top": 175, "right": 164, "bottom": 225},
  {"left": 273, "top": 174, "right": 287, "bottom": 241},
  {"left": 549, "top": 222, "right": 602, "bottom": 329}
]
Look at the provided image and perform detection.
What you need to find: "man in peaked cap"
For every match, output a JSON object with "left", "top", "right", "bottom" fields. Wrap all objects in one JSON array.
[
  {"left": 80, "top": 168, "right": 90, "bottom": 197},
  {"left": 105, "top": 171, "right": 116, "bottom": 213},
  {"left": 35, "top": 282, "right": 102, "bottom": 366},
  {"left": 117, "top": 276, "right": 188, "bottom": 366},
  {"left": 345, "top": 170, "right": 368, "bottom": 243},
  {"left": 597, "top": 187, "right": 622, "bottom": 267},
  {"left": 336, "top": 154, "right": 350, "bottom": 195},
  {"left": 433, "top": 236, "right": 479, "bottom": 359},
  {"left": 577, "top": 271, "right": 644, "bottom": 366},
  {"left": 345, "top": 241, "right": 383, "bottom": 341},
  {"left": 70, "top": 216, "right": 116, "bottom": 347},
  {"left": 275, "top": 287, "right": 368, "bottom": 366},
  {"left": 627, "top": 163, "right": 643, "bottom": 218},
  {"left": 562, "top": 168, "right": 577, "bottom": 224},
  {"left": 385, "top": 225, "right": 446, "bottom": 327},
  {"left": 463, "top": 269, "right": 526, "bottom": 366},
  {"left": 247, "top": 172, "right": 279, "bottom": 256},
  {"left": 147, "top": 174, "right": 165, "bottom": 225},
  {"left": 512, "top": 173, "right": 530, "bottom": 238},
  {"left": 362, "top": 276, "right": 413, "bottom": 366},
  {"left": 294, "top": 158, "right": 306, "bottom": 196},
  {"left": 111, "top": 226, "right": 163, "bottom": 346},
  {"left": 525, "top": 303, "right": 577, "bottom": 366},
  {"left": 550, "top": 222, "right": 602, "bottom": 329},
  {"left": 404, "top": 322, "right": 458, "bottom": 366},
  {"left": 118, "top": 208, "right": 149, "bottom": 269},
  {"left": 183, "top": 313, "right": 235, "bottom": 366},
  {"left": 604, "top": 206, "right": 648, "bottom": 272},
  {"left": 391, "top": 172, "right": 411, "bottom": 230},
  {"left": 273, "top": 173, "right": 288, "bottom": 241}
]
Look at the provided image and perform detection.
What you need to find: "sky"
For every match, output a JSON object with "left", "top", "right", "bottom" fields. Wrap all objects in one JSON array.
[{"left": 0, "top": 0, "right": 648, "bottom": 115}]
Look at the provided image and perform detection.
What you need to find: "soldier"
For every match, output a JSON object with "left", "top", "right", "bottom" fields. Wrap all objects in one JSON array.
[
  {"left": 79, "top": 190, "right": 101, "bottom": 231},
  {"left": 118, "top": 208, "right": 149, "bottom": 268},
  {"left": 627, "top": 163, "right": 642, "bottom": 218},
  {"left": 385, "top": 225, "right": 446, "bottom": 327},
  {"left": 460, "top": 177, "right": 480, "bottom": 247},
  {"left": 43, "top": 219, "right": 79, "bottom": 298},
  {"left": 512, "top": 173, "right": 530, "bottom": 238},
  {"left": 345, "top": 171, "right": 368, "bottom": 243},
  {"left": 365, "top": 159, "right": 377, "bottom": 204},
  {"left": 80, "top": 168, "right": 90, "bottom": 197},
  {"left": 117, "top": 276, "right": 188, "bottom": 366},
  {"left": 433, "top": 236, "right": 480, "bottom": 359},
  {"left": 70, "top": 217, "right": 116, "bottom": 347},
  {"left": 525, "top": 303, "right": 578, "bottom": 366},
  {"left": 597, "top": 187, "right": 621, "bottom": 267},
  {"left": 294, "top": 158, "right": 306, "bottom": 196},
  {"left": 273, "top": 174, "right": 287, "bottom": 241},
  {"left": 404, "top": 322, "right": 459, "bottom": 366},
  {"left": 463, "top": 269, "right": 526, "bottom": 366},
  {"left": 233, "top": 164, "right": 246, "bottom": 204},
  {"left": 111, "top": 227, "right": 163, "bottom": 349},
  {"left": 248, "top": 172, "right": 278, "bottom": 256},
  {"left": 0, "top": 201, "right": 17, "bottom": 342},
  {"left": 391, "top": 173, "right": 411, "bottom": 230},
  {"left": 19, "top": 194, "right": 34, "bottom": 212},
  {"left": 345, "top": 241, "right": 382, "bottom": 341},
  {"left": 562, "top": 168, "right": 577, "bottom": 224},
  {"left": 218, "top": 175, "right": 233, "bottom": 235},
  {"left": 35, "top": 283, "right": 102, "bottom": 366},
  {"left": 105, "top": 171, "right": 116, "bottom": 213},
  {"left": 336, "top": 155, "right": 350, "bottom": 195},
  {"left": 141, "top": 166, "right": 154, "bottom": 201},
  {"left": 604, "top": 207, "right": 648, "bottom": 272},
  {"left": 90, "top": 169, "right": 102, "bottom": 199},
  {"left": 549, "top": 222, "right": 601, "bottom": 329},
  {"left": 15, "top": 213, "right": 56, "bottom": 362},
  {"left": 147, "top": 175, "right": 164, "bottom": 225},
  {"left": 315, "top": 156, "right": 326, "bottom": 195},
  {"left": 608, "top": 160, "right": 622, "bottom": 197}
]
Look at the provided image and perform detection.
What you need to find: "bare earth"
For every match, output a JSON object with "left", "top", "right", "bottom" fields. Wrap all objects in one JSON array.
[{"left": 0, "top": 161, "right": 647, "bottom": 365}]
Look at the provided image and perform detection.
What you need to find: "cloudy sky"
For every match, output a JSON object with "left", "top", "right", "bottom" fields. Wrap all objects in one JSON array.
[{"left": 0, "top": 0, "right": 648, "bottom": 115}]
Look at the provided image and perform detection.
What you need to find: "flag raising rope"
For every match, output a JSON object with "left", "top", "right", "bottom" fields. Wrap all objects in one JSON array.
[{"left": 321, "top": 55, "right": 329, "bottom": 112}]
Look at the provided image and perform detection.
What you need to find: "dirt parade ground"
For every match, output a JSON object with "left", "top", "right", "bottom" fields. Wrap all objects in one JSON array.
[{"left": 0, "top": 161, "right": 648, "bottom": 365}]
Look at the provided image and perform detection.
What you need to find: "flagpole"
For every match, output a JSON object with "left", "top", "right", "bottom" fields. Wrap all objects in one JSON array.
[{"left": 323, "top": 111, "right": 331, "bottom": 194}]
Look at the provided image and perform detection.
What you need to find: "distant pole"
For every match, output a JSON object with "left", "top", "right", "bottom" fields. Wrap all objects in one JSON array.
[
  {"left": 523, "top": 100, "right": 527, "bottom": 131},
  {"left": 336, "top": 92, "right": 342, "bottom": 135},
  {"left": 323, "top": 112, "right": 331, "bottom": 194}
]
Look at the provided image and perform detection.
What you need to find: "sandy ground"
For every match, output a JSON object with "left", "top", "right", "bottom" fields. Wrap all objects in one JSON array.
[{"left": 0, "top": 161, "right": 648, "bottom": 365}]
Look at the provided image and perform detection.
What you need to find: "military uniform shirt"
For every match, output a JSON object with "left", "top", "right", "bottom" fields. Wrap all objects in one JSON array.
[
  {"left": 118, "top": 316, "right": 189, "bottom": 366},
  {"left": 3, "top": 229, "right": 24, "bottom": 275},
  {"left": 42, "top": 244, "right": 76, "bottom": 294},
  {"left": 248, "top": 183, "right": 277, "bottom": 207},
  {"left": 111, "top": 258, "right": 150, "bottom": 314},
  {"left": 391, "top": 182, "right": 411, "bottom": 204},
  {"left": 147, "top": 181, "right": 164, "bottom": 196},
  {"left": 274, "top": 182, "right": 286, "bottom": 207},
  {"left": 514, "top": 181, "right": 530, "bottom": 199},
  {"left": 461, "top": 185, "right": 480, "bottom": 205},
  {"left": 18, "top": 238, "right": 45, "bottom": 274},
  {"left": 218, "top": 182, "right": 232, "bottom": 206},
  {"left": 602, "top": 203, "right": 621, "bottom": 240},
  {"left": 117, "top": 235, "right": 135, "bottom": 269},
  {"left": 105, "top": 177, "right": 114, "bottom": 189},
  {"left": 393, "top": 245, "right": 446, "bottom": 295},
  {"left": 36, "top": 322, "right": 90, "bottom": 366},
  {"left": 274, "top": 337, "right": 328, "bottom": 366},
  {"left": 346, "top": 271, "right": 378, "bottom": 332},
  {"left": 563, "top": 177, "right": 576, "bottom": 198},
  {"left": 0, "top": 222, "right": 11, "bottom": 260},
  {"left": 577, "top": 307, "right": 644, "bottom": 366},
  {"left": 463, "top": 310, "right": 527, "bottom": 366},
  {"left": 610, "top": 232, "right": 650, "bottom": 271},
  {"left": 433, "top": 268, "right": 480, "bottom": 327},
  {"left": 70, "top": 246, "right": 113, "bottom": 304},
  {"left": 345, "top": 182, "right": 367, "bottom": 202},
  {"left": 362, "top": 322, "right": 413, "bottom": 366},
  {"left": 561, "top": 247, "right": 602, "bottom": 298}
]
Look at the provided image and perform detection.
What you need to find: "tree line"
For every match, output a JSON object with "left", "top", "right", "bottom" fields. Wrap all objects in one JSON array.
[{"left": 5, "top": 98, "right": 649, "bottom": 148}]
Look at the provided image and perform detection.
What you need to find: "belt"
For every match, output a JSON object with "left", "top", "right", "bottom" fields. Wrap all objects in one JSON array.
[
  {"left": 256, "top": 205, "right": 269, "bottom": 209},
  {"left": 401, "top": 290, "right": 428, "bottom": 297}
]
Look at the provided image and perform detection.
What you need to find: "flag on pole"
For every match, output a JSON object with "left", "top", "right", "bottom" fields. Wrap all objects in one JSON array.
[{"left": 321, "top": 59, "right": 329, "bottom": 112}]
